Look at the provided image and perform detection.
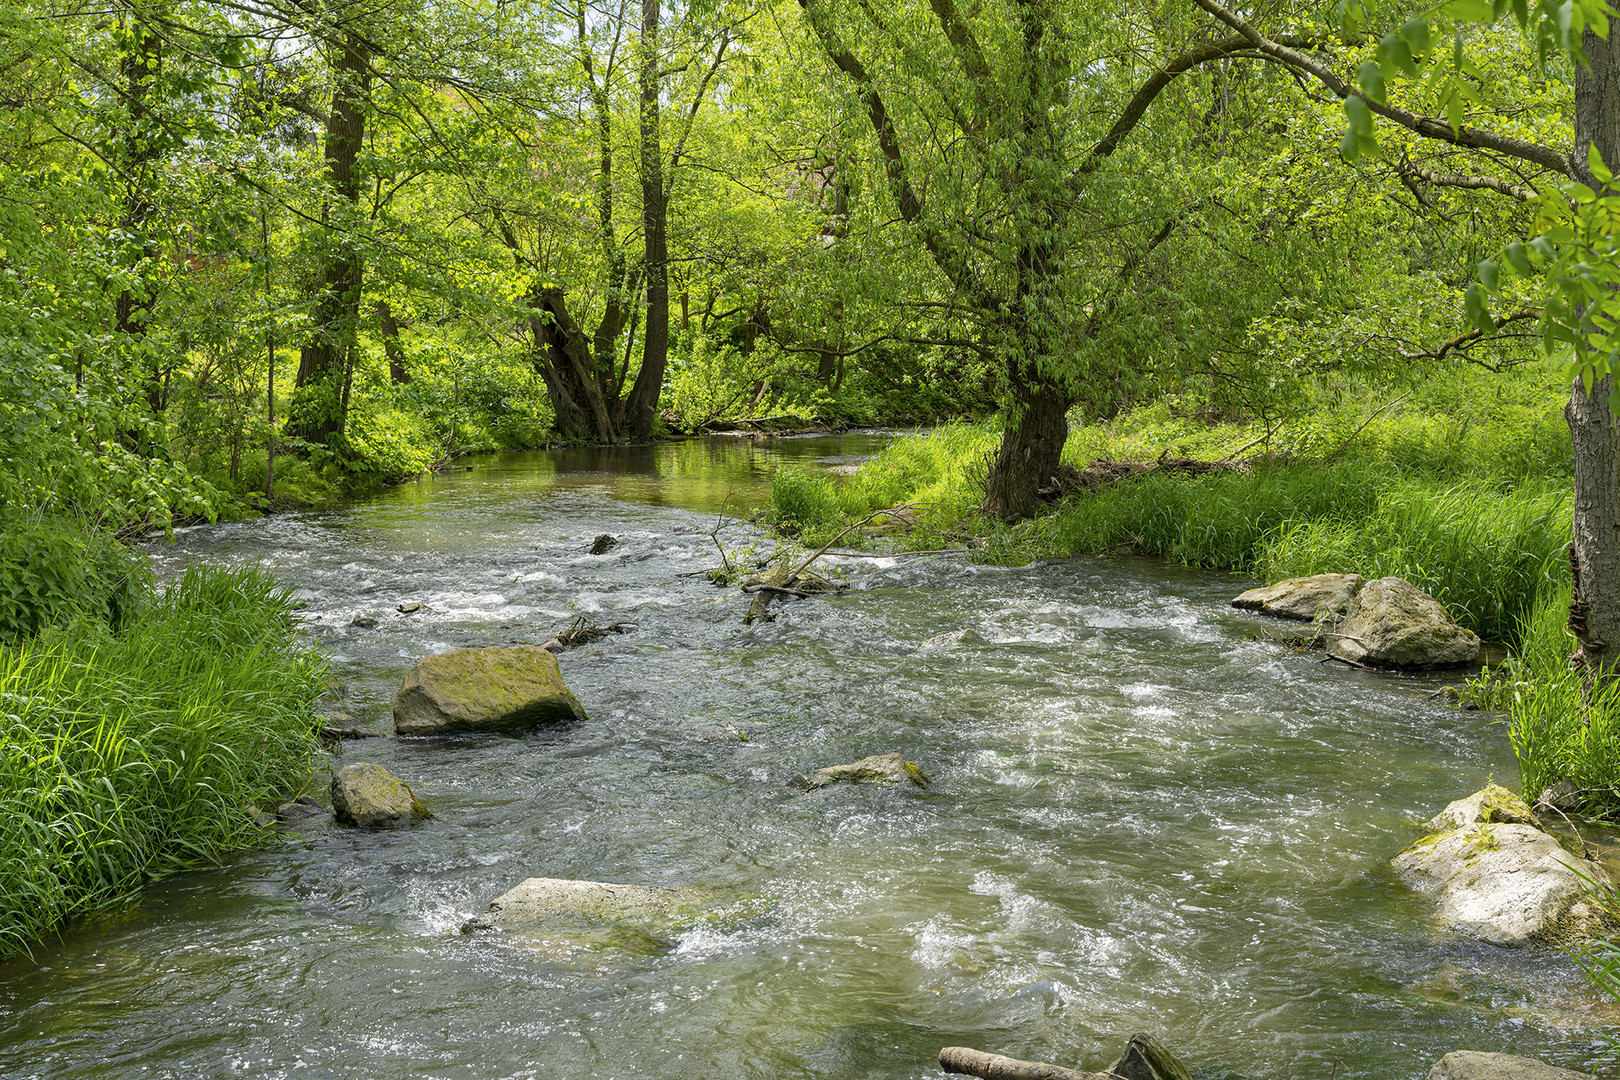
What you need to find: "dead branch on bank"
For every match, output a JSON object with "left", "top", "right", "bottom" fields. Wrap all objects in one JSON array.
[{"left": 1063, "top": 451, "right": 1251, "bottom": 496}]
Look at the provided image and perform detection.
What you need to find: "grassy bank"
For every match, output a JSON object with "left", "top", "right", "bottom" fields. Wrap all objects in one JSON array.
[{"left": 0, "top": 566, "right": 326, "bottom": 958}]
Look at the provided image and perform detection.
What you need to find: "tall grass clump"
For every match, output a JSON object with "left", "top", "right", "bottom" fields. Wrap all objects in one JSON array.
[
  {"left": 1041, "top": 463, "right": 1389, "bottom": 569},
  {"left": 838, "top": 423, "right": 999, "bottom": 521},
  {"left": 766, "top": 468, "right": 845, "bottom": 545},
  {"left": 1260, "top": 480, "right": 1570, "bottom": 644},
  {"left": 0, "top": 565, "right": 326, "bottom": 958}
]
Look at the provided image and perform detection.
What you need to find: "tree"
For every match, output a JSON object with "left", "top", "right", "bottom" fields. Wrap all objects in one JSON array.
[
  {"left": 1186, "top": 0, "right": 1620, "bottom": 673},
  {"left": 795, "top": 0, "right": 1331, "bottom": 517}
]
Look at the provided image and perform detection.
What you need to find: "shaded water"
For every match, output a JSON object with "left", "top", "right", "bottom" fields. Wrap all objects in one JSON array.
[{"left": 0, "top": 434, "right": 1609, "bottom": 1080}]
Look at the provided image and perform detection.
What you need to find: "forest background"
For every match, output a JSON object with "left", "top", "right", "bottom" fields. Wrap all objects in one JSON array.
[{"left": 4, "top": 0, "right": 1620, "bottom": 963}]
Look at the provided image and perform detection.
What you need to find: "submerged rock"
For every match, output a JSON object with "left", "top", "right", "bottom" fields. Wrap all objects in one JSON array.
[
  {"left": 1231, "top": 573, "right": 1364, "bottom": 622},
  {"left": 1428, "top": 1051, "right": 1592, "bottom": 1080},
  {"left": 1427, "top": 784, "right": 1538, "bottom": 832},
  {"left": 1538, "top": 778, "right": 1581, "bottom": 814},
  {"left": 330, "top": 763, "right": 432, "bottom": 827},
  {"left": 1393, "top": 821, "right": 1609, "bottom": 946},
  {"left": 589, "top": 533, "right": 618, "bottom": 555},
  {"left": 919, "top": 628, "right": 987, "bottom": 654},
  {"left": 797, "top": 752, "right": 930, "bottom": 790},
  {"left": 394, "top": 645, "right": 588, "bottom": 735},
  {"left": 466, "top": 877, "right": 754, "bottom": 955},
  {"left": 1328, "top": 576, "right": 1480, "bottom": 669}
]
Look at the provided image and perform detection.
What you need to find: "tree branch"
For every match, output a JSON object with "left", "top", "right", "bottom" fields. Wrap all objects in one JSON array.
[{"left": 1188, "top": 0, "right": 1572, "bottom": 177}]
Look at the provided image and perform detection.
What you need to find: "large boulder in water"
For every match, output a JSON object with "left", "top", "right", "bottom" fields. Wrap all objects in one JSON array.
[
  {"left": 331, "top": 762, "right": 432, "bottom": 827},
  {"left": 1392, "top": 819, "right": 1610, "bottom": 947},
  {"left": 1428, "top": 1051, "right": 1592, "bottom": 1080},
  {"left": 394, "top": 645, "right": 588, "bottom": 735},
  {"left": 1231, "top": 573, "right": 1364, "bottom": 621},
  {"left": 1327, "top": 576, "right": 1480, "bottom": 668}
]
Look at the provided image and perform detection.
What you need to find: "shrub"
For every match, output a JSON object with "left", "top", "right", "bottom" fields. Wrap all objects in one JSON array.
[{"left": 0, "top": 509, "right": 151, "bottom": 643}]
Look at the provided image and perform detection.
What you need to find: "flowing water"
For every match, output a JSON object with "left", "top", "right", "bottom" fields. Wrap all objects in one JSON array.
[{"left": 0, "top": 434, "right": 1610, "bottom": 1080}]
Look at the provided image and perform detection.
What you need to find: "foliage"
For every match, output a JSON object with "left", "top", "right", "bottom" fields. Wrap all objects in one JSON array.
[
  {"left": 0, "top": 511, "right": 153, "bottom": 644},
  {"left": 0, "top": 565, "right": 326, "bottom": 958}
]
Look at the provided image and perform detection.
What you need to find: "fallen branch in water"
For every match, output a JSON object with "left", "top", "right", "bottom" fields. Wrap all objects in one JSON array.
[
  {"left": 940, "top": 1034, "right": 1192, "bottom": 1080},
  {"left": 742, "top": 583, "right": 814, "bottom": 599},
  {"left": 938, "top": 1047, "right": 1103, "bottom": 1080}
]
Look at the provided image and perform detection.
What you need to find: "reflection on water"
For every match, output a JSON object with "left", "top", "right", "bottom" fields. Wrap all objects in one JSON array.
[{"left": 0, "top": 435, "right": 1606, "bottom": 1080}]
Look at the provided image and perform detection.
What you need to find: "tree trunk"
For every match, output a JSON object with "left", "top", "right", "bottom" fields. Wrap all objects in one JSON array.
[
  {"left": 287, "top": 19, "right": 370, "bottom": 448},
  {"left": 530, "top": 287, "right": 617, "bottom": 441},
  {"left": 981, "top": 372, "right": 1070, "bottom": 520},
  {"left": 1568, "top": 27, "right": 1620, "bottom": 675},
  {"left": 623, "top": 0, "right": 668, "bottom": 441},
  {"left": 113, "top": 12, "right": 164, "bottom": 419},
  {"left": 377, "top": 300, "right": 410, "bottom": 384}
]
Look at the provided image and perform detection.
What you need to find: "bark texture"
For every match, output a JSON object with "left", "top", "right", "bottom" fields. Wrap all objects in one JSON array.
[
  {"left": 1568, "top": 28, "right": 1620, "bottom": 675},
  {"left": 624, "top": 0, "right": 668, "bottom": 440}
]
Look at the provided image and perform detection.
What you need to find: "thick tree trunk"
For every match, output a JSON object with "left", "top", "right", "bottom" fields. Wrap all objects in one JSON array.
[
  {"left": 981, "top": 372, "right": 1070, "bottom": 520},
  {"left": 623, "top": 0, "right": 668, "bottom": 441},
  {"left": 376, "top": 300, "right": 409, "bottom": 384},
  {"left": 530, "top": 287, "right": 617, "bottom": 441},
  {"left": 1568, "top": 28, "right": 1620, "bottom": 675},
  {"left": 287, "top": 20, "right": 370, "bottom": 448}
]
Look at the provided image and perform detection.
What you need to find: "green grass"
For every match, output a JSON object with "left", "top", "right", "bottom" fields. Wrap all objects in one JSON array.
[
  {"left": 0, "top": 565, "right": 327, "bottom": 958},
  {"left": 1258, "top": 481, "right": 1570, "bottom": 645}
]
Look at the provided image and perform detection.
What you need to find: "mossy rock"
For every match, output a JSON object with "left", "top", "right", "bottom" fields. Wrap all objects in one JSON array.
[
  {"left": 330, "top": 762, "right": 432, "bottom": 827},
  {"left": 1427, "top": 784, "right": 1537, "bottom": 833},
  {"left": 394, "top": 645, "right": 587, "bottom": 735},
  {"left": 798, "top": 752, "right": 931, "bottom": 790},
  {"left": 466, "top": 877, "right": 764, "bottom": 957}
]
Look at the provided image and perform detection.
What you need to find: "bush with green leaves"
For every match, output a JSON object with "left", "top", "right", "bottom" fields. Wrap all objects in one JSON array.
[
  {"left": 0, "top": 510, "right": 152, "bottom": 643},
  {"left": 0, "top": 565, "right": 327, "bottom": 958}
]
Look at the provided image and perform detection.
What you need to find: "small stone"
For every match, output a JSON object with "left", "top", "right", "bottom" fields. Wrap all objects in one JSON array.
[
  {"left": 1427, "top": 784, "right": 1537, "bottom": 832},
  {"left": 330, "top": 762, "right": 432, "bottom": 827},
  {"left": 589, "top": 534, "right": 619, "bottom": 555},
  {"left": 350, "top": 615, "right": 378, "bottom": 629},
  {"left": 801, "top": 752, "right": 930, "bottom": 790},
  {"left": 397, "top": 602, "right": 423, "bottom": 614},
  {"left": 1427, "top": 1051, "right": 1592, "bottom": 1080}
]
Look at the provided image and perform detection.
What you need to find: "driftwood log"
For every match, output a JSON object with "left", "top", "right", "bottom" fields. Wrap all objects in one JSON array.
[
  {"left": 939, "top": 1048, "right": 1107, "bottom": 1080},
  {"left": 941, "top": 1035, "right": 1191, "bottom": 1080}
]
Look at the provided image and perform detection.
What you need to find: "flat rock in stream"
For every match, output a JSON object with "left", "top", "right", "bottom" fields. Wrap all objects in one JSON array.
[
  {"left": 1328, "top": 577, "right": 1480, "bottom": 669},
  {"left": 466, "top": 877, "right": 753, "bottom": 955},
  {"left": 1232, "top": 573, "right": 1364, "bottom": 621},
  {"left": 796, "top": 752, "right": 930, "bottom": 790},
  {"left": 1428, "top": 1052, "right": 1592, "bottom": 1080},
  {"left": 1392, "top": 821, "right": 1610, "bottom": 946},
  {"left": 394, "top": 645, "right": 588, "bottom": 735},
  {"left": 918, "top": 628, "right": 987, "bottom": 654}
]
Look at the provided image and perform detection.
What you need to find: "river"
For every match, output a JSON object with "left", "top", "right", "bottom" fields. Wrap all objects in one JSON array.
[{"left": 0, "top": 434, "right": 1606, "bottom": 1080}]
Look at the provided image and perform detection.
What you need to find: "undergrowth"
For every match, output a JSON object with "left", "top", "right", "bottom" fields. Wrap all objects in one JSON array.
[{"left": 0, "top": 565, "right": 327, "bottom": 958}]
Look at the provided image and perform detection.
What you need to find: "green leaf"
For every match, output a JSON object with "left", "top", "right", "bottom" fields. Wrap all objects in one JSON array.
[
  {"left": 1446, "top": 90, "right": 1465, "bottom": 134},
  {"left": 1399, "top": 18, "right": 1433, "bottom": 56},
  {"left": 1447, "top": 0, "right": 1496, "bottom": 18},
  {"left": 1464, "top": 282, "right": 1494, "bottom": 333},
  {"left": 1357, "top": 61, "right": 1387, "bottom": 101},
  {"left": 1590, "top": 141, "right": 1615, "bottom": 183},
  {"left": 1503, "top": 242, "right": 1534, "bottom": 274},
  {"left": 1478, "top": 258, "right": 1500, "bottom": 293}
]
